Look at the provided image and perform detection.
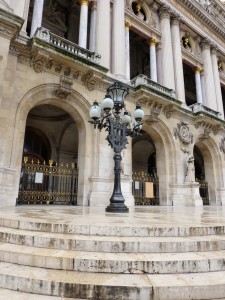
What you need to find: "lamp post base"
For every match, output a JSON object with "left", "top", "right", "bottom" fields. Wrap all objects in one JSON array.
[{"left": 105, "top": 203, "right": 129, "bottom": 213}]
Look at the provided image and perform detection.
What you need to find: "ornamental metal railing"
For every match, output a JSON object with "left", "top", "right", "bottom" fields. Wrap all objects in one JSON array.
[
  {"left": 34, "top": 27, "right": 101, "bottom": 64},
  {"left": 17, "top": 157, "right": 78, "bottom": 205},
  {"left": 196, "top": 178, "right": 209, "bottom": 205},
  {"left": 132, "top": 171, "right": 159, "bottom": 205}
]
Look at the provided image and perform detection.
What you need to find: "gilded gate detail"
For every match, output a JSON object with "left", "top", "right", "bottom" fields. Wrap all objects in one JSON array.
[{"left": 17, "top": 157, "right": 78, "bottom": 205}]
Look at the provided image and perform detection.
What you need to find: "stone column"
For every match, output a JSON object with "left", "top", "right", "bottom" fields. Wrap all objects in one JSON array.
[
  {"left": 211, "top": 46, "right": 224, "bottom": 119},
  {"left": 125, "top": 21, "right": 131, "bottom": 80},
  {"left": 200, "top": 71, "right": 206, "bottom": 104},
  {"left": 89, "top": 1, "right": 97, "bottom": 52},
  {"left": 158, "top": 4, "right": 175, "bottom": 90},
  {"left": 96, "top": 0, "right": 110, "bottom": 69},
  {"left": 156, "top": 42, "right": 162, "bottom": 85},
  {"left": 200, "top": 38, "right": 217, "bottom": 112},
  {"left": 30, "top": 0, "right": 44, "bottom": 37},
  {"left": 148, "top": 38, "right": 158, "bottom": 82},
  {"left": 170, "top": 13, "right": 185, "bottom": 103},
  {"left": 195, "top": 67, "right": 203, "bottom": 104},
  {"left": 78, "top": 0, "right": 89, "bottom": 49},
  {"left": 112, "top": 0, "right": 126, "bottom": 79}
]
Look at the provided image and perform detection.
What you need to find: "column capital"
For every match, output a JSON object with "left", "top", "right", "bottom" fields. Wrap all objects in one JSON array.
[
  {"left": 80, "top": 0, "right": 89, "bottom": 5},
  {"left": 158, "top": 4, "right": 171, "bottom": 19},
  {"left": 200, "top": 38, "right": 211, "bottom": 50},
  {"left": 148, "top": 38, "right": 158, "bottom": 46},
  {"left": 125, "top": 21, "right": 131, "bottom": 29},
  {"left": 171, "top": 12, "right": 181, "bottom": 25},
  {"left": 91, "top": 1, "right": 97, "bottom": 10},
  {"left": 211, "top": 44, "right": 218, "bottom": 55},
  {"left": 194, "top": 66, "right": 202, "bottom": 74}
]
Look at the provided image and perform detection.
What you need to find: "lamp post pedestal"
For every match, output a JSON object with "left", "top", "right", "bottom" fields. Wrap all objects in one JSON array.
[{"left": 106, "top": 153, "right": 129, "bottom": 213}]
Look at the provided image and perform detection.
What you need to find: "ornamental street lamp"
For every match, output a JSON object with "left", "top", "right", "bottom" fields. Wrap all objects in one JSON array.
[{"left": 89, "top": 81, "right": 144, "bottom": 213}]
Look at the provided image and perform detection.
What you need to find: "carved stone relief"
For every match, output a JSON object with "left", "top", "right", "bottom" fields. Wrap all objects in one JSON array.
[
  {"left": 81, "top": 71, "right": 96, "bottom": 91},
  {"left": 174, "top": 121, "right": 193, "bottom": 145},
  {"left": 219, "top": 137, "right": 225, "bottom": 154}
]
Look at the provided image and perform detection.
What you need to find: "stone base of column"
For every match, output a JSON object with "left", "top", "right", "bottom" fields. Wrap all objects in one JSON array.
[
  {"left": 170, "top": 183, "right": 203, "bottom": 206},
  {"left": 217, "top": 188, "right": 225, "bottom": 206}
]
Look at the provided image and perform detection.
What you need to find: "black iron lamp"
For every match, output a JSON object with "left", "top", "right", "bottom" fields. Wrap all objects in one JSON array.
[{"left": 89, "top": 81, "right": 144, "bottom": 213}]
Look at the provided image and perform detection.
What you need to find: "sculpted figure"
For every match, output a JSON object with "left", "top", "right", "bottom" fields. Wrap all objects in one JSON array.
[{"left": 185, "top": 155, "right": 195, "bottom": 183}]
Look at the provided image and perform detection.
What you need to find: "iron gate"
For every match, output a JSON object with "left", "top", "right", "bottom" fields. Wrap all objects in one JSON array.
[
  {"left": 196, "top": 179, "right": 209, "bottom": 205},
  {"left": 132, "top": 171, "right": 159, "bottom": 205},
  {"left": 17, "top": 157, "right": 78, "bottom": 205}
]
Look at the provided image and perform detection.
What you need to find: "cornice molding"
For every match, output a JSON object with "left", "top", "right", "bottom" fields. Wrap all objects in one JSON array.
[
  {"left": 0, "top": 8, "right": 23, "bottom": 40},
  {"left": 176, "top": 0, "right": 225, "bottom": 42}
]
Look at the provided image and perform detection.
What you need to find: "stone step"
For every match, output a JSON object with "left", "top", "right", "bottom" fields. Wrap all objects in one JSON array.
[
  {"left": 1, "top": 216, "right": 225, "bottom": 237},
  {"left": 1, "top": 242, "right": 225, "bottom": 274},
  {"left": 1, "top": 262, "right": 225, "bottom": 299},
  {"left": 0, "top": 288, "right": 77, "bottom": 299},
  {"left": 1, "top": 226, "right": 225, "bottom": 253}
]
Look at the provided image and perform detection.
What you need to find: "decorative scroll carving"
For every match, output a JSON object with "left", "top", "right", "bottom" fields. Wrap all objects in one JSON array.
[
  {"left": 81, "top": 70, "right": 96, "bottom": 91},
  {"left": 56, "top": 75, "right": 73, "bottom": 98},
  {"left": 73, "top": 71, "right": 80, "bottom": 79},
  {"left": 174, "top": 121, "right": 193, "bottom": 145},
  {"left": 163, "top": 105, "right": 176, "bottom": 119},
  {"left": 195, "top": 120, "right": 211, "bottom": 139},
  {"left": 200, "top": 38, "right": 211, "bottom": 50},
  {"left": 31, "top": 50, "right": 49, "bottom": 73}
]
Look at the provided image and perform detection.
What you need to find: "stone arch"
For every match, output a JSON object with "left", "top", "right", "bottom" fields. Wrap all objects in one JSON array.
[
  {"left": 11, "top": 83, "right": 92, "bottom": 206},
  {"left": 140, "top": 120, "right": 176, "bottom": 205},
  {"left": 194, "top": 136, "right": 223, "bottom": 205}
]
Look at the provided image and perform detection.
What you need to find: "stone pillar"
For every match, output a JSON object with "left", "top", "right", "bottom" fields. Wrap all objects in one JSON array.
[
  {"left": 112, "top": 0, "right": 126, "bottom": 79},
  {"left": 200, "top": 38, "right": 217, "bottom": 112},
  {"left": 78, "top": 0, "right": 89, "bottom": 49},
  {"left": 195, "top": 67, "right": 203, "bottom": 104},
  {"left": 89, "top": 1, "right": 97, "bottom": 52},
  {"left": 170, "top": 13, "right": 186, "bottom": 103},
  {"left": 211, "top": 46, "right": 224, "bottom": 119},
  {"left": 148, "top": 38, "right": 158, "bottom": 82},
  {"left": 10, "top": 0, "right": 30, "bottom": 37},
  {"left": 30, "top": 0, "right": 44, "bottom": 37},
  {"left": 96, "top": 0, "right": 110, "bottom": 69},
  {"left": 125, "top": 21, "right": 131, "bottom": 80},
  {"left": 158, "top": 4, "right": 175, "bottom": 90},
  {"left": 156, "top": 42, "right": 162, "bottom": 85}
]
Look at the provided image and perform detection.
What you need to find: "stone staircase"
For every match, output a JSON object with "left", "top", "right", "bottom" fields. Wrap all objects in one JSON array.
[{"left": 0, "top": 212, "right": 225, "bottom": 299}]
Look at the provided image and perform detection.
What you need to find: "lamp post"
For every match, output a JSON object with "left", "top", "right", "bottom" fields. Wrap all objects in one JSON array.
[{"left": 89, "top": 81, "right": 144, "bottom": 213}]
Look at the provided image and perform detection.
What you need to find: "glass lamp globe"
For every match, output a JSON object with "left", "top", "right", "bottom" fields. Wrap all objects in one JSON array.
[
  {"left": 122, "top": 111, "right": 131, "bottom": 124},
  {"left": 101, "top": 94, "right": 114, "bottom": 112},
  {"left": 133, "top": 105, "right": 144, "bottom": 122},
  {"left": 90, "top": 101, "right": 101, "bottom": 120}
]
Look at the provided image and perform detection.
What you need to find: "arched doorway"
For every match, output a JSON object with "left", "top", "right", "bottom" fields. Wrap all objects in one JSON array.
[
  {"left": 18, "top": 104, "right": 79, "bottom": 205},
  {"left": 194, "top": 145, "right": 209, "bottom": 205},
  {"left": 132, "top": 132, "right": 159, "bottom": 205}
]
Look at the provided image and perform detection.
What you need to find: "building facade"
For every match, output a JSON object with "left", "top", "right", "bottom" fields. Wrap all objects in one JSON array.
[{"left": 0, "top": 0, "right": 224, "bottom": 208}]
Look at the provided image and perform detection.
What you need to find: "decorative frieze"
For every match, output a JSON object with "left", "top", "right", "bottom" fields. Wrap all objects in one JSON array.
[{"left": 173, "top": 121, "right": 193, "bottom": 145}]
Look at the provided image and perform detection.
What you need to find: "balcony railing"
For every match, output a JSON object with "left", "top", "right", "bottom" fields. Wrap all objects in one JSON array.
[
  {"left": 34, "top": 27, "right": 101, "bottom": 64},
  {"left": 131, "top": 74, "right": 176, "bottom": 99},
  {"left": 190, "top": 103, "right": 222, "bottom": 119}
]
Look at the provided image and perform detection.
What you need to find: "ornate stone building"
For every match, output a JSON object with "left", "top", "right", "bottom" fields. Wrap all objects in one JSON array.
[{"left": 0, "top": 0, "right": 224, "bottom": 207}]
